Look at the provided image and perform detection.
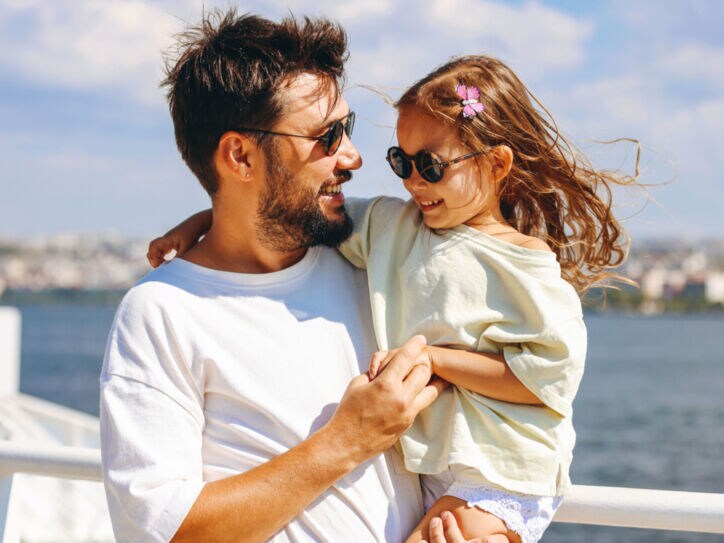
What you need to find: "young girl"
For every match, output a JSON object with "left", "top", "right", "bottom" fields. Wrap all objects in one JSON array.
[{"left": 148, "top": 55, "right": 637, "bottom": 543}]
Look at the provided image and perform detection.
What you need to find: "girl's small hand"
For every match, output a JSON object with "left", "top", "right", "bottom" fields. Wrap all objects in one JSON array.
[
  {"left": 147, "top": 209, "right": 213, "bottom": 268},
  {"left": 147, "top": 234, "right": 182, "bottom": 268},
  {"left": 369, "top": 338, "right": 432, "bottom": 379}
]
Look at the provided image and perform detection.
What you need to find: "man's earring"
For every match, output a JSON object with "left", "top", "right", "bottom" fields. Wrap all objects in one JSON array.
[{"left": 245, "top": 172, "right": 250, "bottom": 178}]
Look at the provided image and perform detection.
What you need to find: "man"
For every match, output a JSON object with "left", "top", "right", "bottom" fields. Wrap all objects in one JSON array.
[{"left": 100, "top": 10, "right": 452, "bottom": 542}]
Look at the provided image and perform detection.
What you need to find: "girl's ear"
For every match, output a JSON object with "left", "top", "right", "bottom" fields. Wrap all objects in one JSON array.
[
  {"left": 491, "top": 145, "right": 513, "bottom": 182},
  {"left": 216, "top": 131, "right": 258, "bottom": 183}
]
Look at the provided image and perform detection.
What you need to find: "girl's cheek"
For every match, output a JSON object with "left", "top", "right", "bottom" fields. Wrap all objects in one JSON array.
[{"left": 402, "top": 181, "right": 416, "bottom": 197}]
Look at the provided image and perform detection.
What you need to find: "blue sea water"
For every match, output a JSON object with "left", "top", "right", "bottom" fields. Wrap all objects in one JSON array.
[{"left": 11, "top": 304, "right": 724, "bottom": 542}]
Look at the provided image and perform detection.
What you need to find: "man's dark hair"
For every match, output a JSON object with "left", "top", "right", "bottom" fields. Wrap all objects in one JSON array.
[{"left": 162, "top": 9, "right": 348, "bottom": 194}]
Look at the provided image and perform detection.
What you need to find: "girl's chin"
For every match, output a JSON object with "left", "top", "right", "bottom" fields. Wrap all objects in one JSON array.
[{"left": 421, "top": 216, "right": 446, "bottom": 229}]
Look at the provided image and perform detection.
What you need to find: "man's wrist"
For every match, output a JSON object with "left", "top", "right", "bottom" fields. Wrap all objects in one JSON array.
[{"left": 309, "top": 423, "right": 363, "bottom": 477}]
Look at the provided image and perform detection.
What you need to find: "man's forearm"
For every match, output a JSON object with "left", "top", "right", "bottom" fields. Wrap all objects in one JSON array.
[
  {"left": 171, "top": 424, "right": 358, "bottom": 543},
  {"left": 172, "top": 336, "right": 443, "bottom": 542}
]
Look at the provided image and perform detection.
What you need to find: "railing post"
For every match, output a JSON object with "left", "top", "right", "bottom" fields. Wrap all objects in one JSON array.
[
  {"left": 0, "top": 307, "right": 21, "bottom": 398},
  {"left": 0, "top": 307, "right": 21, "bottom": 543},
  {"left": 0, "top": 476, "right": 19, "bottom": 543}
]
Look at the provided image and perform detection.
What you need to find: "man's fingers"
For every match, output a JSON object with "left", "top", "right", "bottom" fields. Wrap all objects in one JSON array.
[
  {"left": 411, "top": 376, "right": 448, "bottom": 414},
  {"left": 427, "top": 515, "right": 448, "bottom": 543},
  {"left": 349, "top": 372, "right": 371, "bottom": 388},
  {"left": 422, "top": 511, "right": 486, "bottom": 543},
  {"left": 369, "top": 351, "right": 388, "bottom": 378},
  {"left": 402, "top": 361, "right": 433, "bottom": 390},
  {"left": 440, "top": 511, "right": 484, "bottom": 543},
  {"left": 378, "top": 335, "right": 427, "bottom": 381}
]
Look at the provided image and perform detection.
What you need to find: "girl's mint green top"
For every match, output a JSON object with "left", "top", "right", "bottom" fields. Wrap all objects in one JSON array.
[{"left": 339, "top": 197, "right": 587, "bottom": 496}]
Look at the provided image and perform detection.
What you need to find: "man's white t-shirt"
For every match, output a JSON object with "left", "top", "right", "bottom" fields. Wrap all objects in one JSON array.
[{"left": 100, "top": 247, "right": 423, "bottom": 543}]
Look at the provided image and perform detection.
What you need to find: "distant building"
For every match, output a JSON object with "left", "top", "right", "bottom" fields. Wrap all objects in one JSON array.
[
  {"left": 706, "top": 272, "right": 724, "bottom": 304},
  {"left": 682, "top": 276, "right": 706, "bottom": 299},
  {"left": 640, "top": 268, "right": 668, "bottom": 299}
]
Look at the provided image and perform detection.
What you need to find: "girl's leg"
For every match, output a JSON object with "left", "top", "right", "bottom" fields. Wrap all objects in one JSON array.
[{"left": 405, "top": 495, "right": 521, "bottom": 543}]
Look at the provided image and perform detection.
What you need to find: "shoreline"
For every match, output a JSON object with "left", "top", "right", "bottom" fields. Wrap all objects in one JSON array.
[{"left": 2, "top": 288, "right": 724, "bottom": 316}]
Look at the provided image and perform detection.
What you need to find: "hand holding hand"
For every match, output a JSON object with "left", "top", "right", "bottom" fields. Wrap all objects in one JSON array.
[
  {"left": 324, "top": 335, "right": 447, "bottom": 465},
  {"left": 369, "top": 343, "right": 433, "bottom": 379}
]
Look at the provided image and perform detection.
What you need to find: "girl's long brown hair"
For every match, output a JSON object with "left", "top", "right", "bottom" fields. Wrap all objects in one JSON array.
[{"left": 397, "top": 55, "right": 640, "bottom": 293}]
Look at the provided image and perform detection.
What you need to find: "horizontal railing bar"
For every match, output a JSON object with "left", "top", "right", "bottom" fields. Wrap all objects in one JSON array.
[
  {"left": 1, "top": 442, "right": 723, "bottom": 534},
  {"left": 556, "top": 484, "right": 724, "bottom": 534},
  {"left": 0, "top": 441, "right": 101, "bottom": 481}
]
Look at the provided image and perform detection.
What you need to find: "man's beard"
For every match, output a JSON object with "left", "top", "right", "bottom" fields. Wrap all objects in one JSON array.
[{"left": 256, "top": 142, "right": 353, "bottom": 252}]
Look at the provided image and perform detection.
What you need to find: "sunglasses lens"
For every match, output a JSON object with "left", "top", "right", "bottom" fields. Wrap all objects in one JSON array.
[
  {"left": 345, "top": 111, "right": 355, "bottom": 137},
  {"left": 326, "top": 122, "right": 344, "bottom": 155},
  {"left": 325, "top": 112, "right": 355, "bottom": 155},
  {"left": 417, "top": 153, "right": 443, "bottom": 183},
  {"left": 387, "top": 147, "right": 412, "bottom": 178}
]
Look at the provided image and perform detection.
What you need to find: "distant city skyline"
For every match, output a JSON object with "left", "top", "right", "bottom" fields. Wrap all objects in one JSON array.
[{"left": 1, "top": 0, "right": 723, "bottom": 240}]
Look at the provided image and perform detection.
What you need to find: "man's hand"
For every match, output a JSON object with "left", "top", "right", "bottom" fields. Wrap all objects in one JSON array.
[
  {"left": 323, "top": 335, "right": 447, "bottom": 466},
  {"left": 423, "top": 511, "right": 484, "bottom": 543},
  {"left": 368, "top": 343, "right": 433, "bottom": 379}
]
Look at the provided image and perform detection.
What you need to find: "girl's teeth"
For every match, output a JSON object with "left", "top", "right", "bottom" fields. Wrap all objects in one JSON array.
[{"left": 421, "top": 199, "right": 442, "bottom": 206}]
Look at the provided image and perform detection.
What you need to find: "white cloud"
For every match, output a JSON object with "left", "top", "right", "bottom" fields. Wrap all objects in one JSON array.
[
  {"left": 659, "top": 42, "right": 724, "bottom": 87},
  {"left": 0, "top": 0, "right": 590, "bottom": 108},
  {"left": 429, "top": 0, "right": 593, "bottom": 74},
  {"left": 567, "top": 75, "right": 655, "bottom": 129},
  {"left": 347, "top": 38, "right": 430, "bottom": 89},
  {"left": 266, "top": 0, "right": 394, "bottom": 22},
  {"left": 0, "top": 0, "right": 183, "bottom": 106},
  {"left": 658, "top": 95, "right": 724, "bottom": 177}
]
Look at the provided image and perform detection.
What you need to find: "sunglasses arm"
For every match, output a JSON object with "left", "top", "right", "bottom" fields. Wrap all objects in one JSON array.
[{"left": 443, "top": 151, "right": 482, "bottom": 167}]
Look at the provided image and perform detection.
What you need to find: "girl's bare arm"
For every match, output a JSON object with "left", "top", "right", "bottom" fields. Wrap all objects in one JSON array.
[
  {"left": 427, "top": 345, "right": 542, "bottom": 405},
  {"left": 147, "top": 209, "right": 212, "bottom": 267}
]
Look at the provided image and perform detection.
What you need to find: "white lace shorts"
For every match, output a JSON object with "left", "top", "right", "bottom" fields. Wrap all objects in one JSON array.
[{"left": 421, "top": 466, "right": 563, "bottom": 543}]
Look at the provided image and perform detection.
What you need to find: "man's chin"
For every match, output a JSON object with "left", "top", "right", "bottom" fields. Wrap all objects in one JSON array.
[{"left": 314, "top": 207, "right": 353, "bottom": 248}]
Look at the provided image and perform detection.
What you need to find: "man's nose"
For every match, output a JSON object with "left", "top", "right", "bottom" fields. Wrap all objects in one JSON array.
[{"left": 335, "top": 132, "right": 362, "bottom": 170}]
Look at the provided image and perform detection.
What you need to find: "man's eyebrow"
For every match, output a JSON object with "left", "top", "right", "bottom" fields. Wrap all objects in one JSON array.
[{"left": 314, "top": 110, "right": 352, "bottom": 132}]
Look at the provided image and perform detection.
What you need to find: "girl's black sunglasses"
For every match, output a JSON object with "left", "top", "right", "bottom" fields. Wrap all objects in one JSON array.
[
  {"left": 386, "top": 146, "right": 482, "bottom": 183},
  {"left": 236, "top": 111, "right": 355, "bottom": 156}
]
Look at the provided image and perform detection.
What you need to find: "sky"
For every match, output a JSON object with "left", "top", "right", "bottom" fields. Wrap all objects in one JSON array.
[{"left": 1, "top": 0, "right": 722, "bottom": 244}]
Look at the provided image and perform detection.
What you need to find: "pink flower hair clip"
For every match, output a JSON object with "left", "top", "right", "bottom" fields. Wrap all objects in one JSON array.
[{"left": 455, "top": 84, "right": 485, "bottom": 118}]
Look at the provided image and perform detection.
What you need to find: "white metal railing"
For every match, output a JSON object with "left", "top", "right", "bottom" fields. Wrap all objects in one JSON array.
[
  {"left": 556, "top": 484, "right": 724, "bottom": 534},
  {"left": 2, "top": 441, "right": 724, "bottom": 535},
  {"left": 0, "top": 442, "right": 101, "bottom": 481},
  {"left": 0, "top": 307, "right": 21, "bottom": 398},
  {"left": 2, "top": 308, "right": 724, "bottom": 537}
]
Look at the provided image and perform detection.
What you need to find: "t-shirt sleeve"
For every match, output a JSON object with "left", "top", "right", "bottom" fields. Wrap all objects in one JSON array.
[
  {"left": 338, "top": 196, "right": 407, "bottom": 269},
  {"left": 337, "top": 197, "right": 378, "bottom": 269},
  {"left": 100, "top": 289, "right": 206, "bottom": 542},
  {"left": 480, "top": 280, "right": 587, "bottom": 418}
]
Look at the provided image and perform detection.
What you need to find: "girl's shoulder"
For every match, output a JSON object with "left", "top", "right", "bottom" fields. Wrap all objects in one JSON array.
[
  {"left": 511, "top": 233, "right": 553, "bottom": 253},
  {"left": 485, "top": 230, "right": 553, "bottom": 253}
]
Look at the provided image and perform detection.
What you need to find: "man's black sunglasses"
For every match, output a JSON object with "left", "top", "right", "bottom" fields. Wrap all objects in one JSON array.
[
  {"left": 386, "top": 146, "right": 482, "bottom": 183},
  {"left": 235, "top": 112, "right": 355, "bottom": 156}
]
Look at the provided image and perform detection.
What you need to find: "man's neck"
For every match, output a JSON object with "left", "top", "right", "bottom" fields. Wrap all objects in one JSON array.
[{"left": 181, "top": 221, "right": 308, "bottom": 274}]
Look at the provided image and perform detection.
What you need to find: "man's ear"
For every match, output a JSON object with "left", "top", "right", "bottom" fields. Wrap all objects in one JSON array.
[
  {"left": 216, "top": 131, "right": 258, "bottom": 182},
  {"left": 491, "top": 145, "right": 513, "bottom": 182}
]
